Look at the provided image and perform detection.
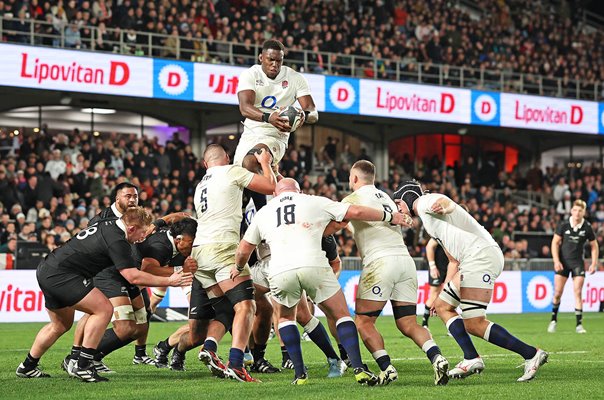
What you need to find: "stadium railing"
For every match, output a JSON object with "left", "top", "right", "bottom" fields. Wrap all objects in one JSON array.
[{"left": 0, "top": 16, "right": 600, "bottom": 101}]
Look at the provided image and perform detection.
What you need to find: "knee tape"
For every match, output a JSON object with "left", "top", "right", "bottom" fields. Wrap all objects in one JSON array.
[
  {"left": 393, "top": 305, "right": 416, "bottom": 320},
  {"left": 134, "top": 307, "right": 148, "bottom": 325},
  {"left": 439, "top": 281, "right": 461, "bottom": 308},
  {"left": 211, "top": 296, "right": 235, "bottom": 330},
  {"left": 113, "top": 305, "right": 135, "bottom": 321},
  {"left": 225, "top": 280, "right": 255, "bottom": 305},
  {"left": 151, "top": 288, "right": 167, "bottom": 299},
  {"left": 355, "top": 309, "right": 382, "bottom": 317},
  {"left": 303, "top": 316, "right": 320, "bottom": 334},
  {"left": 460, "top": 300, "right": 489, "bottom": 319}
]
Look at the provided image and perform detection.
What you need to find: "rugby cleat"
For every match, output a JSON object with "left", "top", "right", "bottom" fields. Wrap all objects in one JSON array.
[
  {"left": 576, "top": 324, "right": 587, "bottom": 334},
  {"left": 326, "top": 358, "right": 347, "bottom": 378},
  {"left": 432, "top": 354, "right": 449, "bottom": 386},
  {"left": 153, "top": 343, "right": 170, "bottom": 368},
  {"left": 291, "top": 373, "right": 309, "bottom": 385},
  {"left": 448, "top": 357, "right": 484, "bottom": 379},
  {"left": 517, "top": 349, "right": 548, "bottom": 382},
  {"left": 93, "top": 360, "right": 115, "bottom": 374},
  {"left": 199, "top": 348, "right": 228, "bottom": 378},
  {"left": 61, "top": 356, "right": 77, "bottom": 377},
  {"left": 169, "top": 350, "right": 186, "bottom": 371},
  {"left": 16, "top": 363, "right": 50, "bottom": 378},
  {"left": 225, "top": 363, "right": 261, "bottom": 383},
  {"left": 72, "top": 365, "right": 109, "bottom": 382},
  {"left": 133, "top": 355, "right": 157, "bottom": 366},
  {"left": 354, "top": 367, "right": 379, "bottom": 386},
  {"left": 377, "top": 364, "right": 398, "bottom": 385},
  {"left": 251, "top": 358, "right": 281, "bottom": 373},
  {"left": 282, "top": 358, "right": 295, "bottom": 370},
  {"left": 547, "top": 321, "right": 557, "bottom": 333}
]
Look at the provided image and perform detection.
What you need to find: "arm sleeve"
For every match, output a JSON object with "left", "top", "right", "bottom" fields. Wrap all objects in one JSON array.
[
  {"left": 237, "top": 68, "right": 255, "bottom": 93},
  {"left": 555, "top": 222, "right": 564, "bottom": 236},
  {"left": 108, "top": 240, "right": 137, "bottom": 270},
  {"left": 296, "top": 73, "right": 312, "bottom": 98},
  {"left": 228, "top": 165, "right": 255, "bottom": 189},
  {"left": 242, "top": 216, "right": 262, "bottom": 245},
  {"left": 318, "top": 197, "right": 350, "bottom": 222},
  {"left": 321, "top": 235, "right": 338, "bottom": 262},
  {"left": 140, "top": 243, "right": 173, "bottom": 267}
]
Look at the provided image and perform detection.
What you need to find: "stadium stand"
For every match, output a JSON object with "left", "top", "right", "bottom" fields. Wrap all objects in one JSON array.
[{"left": 0, "top": 0, "right": 602, "bottom": 99}]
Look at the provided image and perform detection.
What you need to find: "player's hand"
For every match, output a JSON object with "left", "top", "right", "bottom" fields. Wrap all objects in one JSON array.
[
  {"left": 324, "top": 220, "right": 348, "bottom": 236},
  {"left": 298, "top": 109, "right": 306, "bottom": 126},
  {"left": 254, "top": 148, "right": 273, "bottom": 166},
  {"left": 391, "top": 211, "right": 414, "bottom": 227},
  {"left": 553, "top": 261, "right": 563, "bottom": 272},
  {"left": 168, "top": 271, "right": 193, "bottom": 287},
  {"left": 588, "top": 263, "right": 597, "bottom": 275},
  {"left": 230, "top": 266, "right": 242, "bottom": 281},
  {"left": 268, "top": 110, "right": 291, "bottom": 132},
  {"left": 183, "top": 256, "right": 198, "bottom": 274},
  {"left": 429, "top": 267, "right": 440, "bottom": 279},
  {"left": 430, "top": 202, "right": 445, "bottom": 214}
]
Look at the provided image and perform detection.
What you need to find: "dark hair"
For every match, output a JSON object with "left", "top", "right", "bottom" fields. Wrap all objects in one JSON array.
[
  {"left": 170, "top": 218, "right": 198, "bottom": 238},
  {"left": 262, "top": 39, "right": 285, "bottom": 52},
  {"left": 113, "top": 182, "right": 138, "bottom": 200}
]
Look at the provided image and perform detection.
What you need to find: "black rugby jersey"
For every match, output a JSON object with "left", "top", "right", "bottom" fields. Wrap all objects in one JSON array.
[
  {"left": 134, "top": 229, "right": 182, "bottom": 267},
  {"left": 322, "top": 235, "right": 338, "bottom": 262},
  {"left": 555, "top": 219, "right": 595, "bottom": 264},
  {"left": 434, "top": 243, "right": 449, "bottom": 270},
  {"left": 44, "top": 218, "right": 136, "bottom": 277}
]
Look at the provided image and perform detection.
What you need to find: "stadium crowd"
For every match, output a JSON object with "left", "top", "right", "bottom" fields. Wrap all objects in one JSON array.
[
  {"left": 0, "top": 127, "right": 603, "bottom": 263},
  {"left": 0, "top": 0, "right": 600, "bottom": 98}
]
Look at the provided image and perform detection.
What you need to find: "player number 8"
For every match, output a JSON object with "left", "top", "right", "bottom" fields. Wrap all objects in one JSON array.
[{"left": 77, "top": 226, "right": 98, "bottom": 240}]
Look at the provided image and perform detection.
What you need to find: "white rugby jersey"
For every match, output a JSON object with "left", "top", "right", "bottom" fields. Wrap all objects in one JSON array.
[
  {"left": 237, "top": 65, "right": 311, "bottom": 140},
  {"left": 342, "top": 185, "right": 409, "bottom": 265},
  {"left": 243, "top": 192, "right": 349, "bottom": 276},
  {"left": 416, "top": 193, "right": 498, "bottom": 262},
  {"left": 193, "top": 165, "right": 254, "bottom": 246}
]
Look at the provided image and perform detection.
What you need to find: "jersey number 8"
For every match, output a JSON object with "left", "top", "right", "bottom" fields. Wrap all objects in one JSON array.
[{"left": 77, "top": 226, "right": 98, "bottom": 240}]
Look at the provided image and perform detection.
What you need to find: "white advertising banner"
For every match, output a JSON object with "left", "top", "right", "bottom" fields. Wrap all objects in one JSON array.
[
  {"left": 500, "top": 93, "right": 598, "bottom": 134},
  {"left": 0, "top": 43, "right": 153, "bottom": 98},
  {"left": 359, "top": 80, "right": 471, "bottom": 123}
]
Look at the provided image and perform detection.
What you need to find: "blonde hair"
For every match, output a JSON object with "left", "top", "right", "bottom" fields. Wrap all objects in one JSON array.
[
  {"left": 122, "top": 207, "right": 153, "bottom": 227},
  {"left": 573, "top": 200, "right": 586, "bottom": 210}
]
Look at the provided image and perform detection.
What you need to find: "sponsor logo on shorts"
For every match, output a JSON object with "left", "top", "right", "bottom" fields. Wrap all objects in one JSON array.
[{"left": 371, "top": 286, "right": 382, "bottom": 296}]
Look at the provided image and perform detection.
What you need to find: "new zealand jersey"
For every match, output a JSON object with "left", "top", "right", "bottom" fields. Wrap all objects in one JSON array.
[
  {"left": 43, "top": 218, "right": 136, "bottom": 278},
  {"left": 89, "top": 203, "right": 121, "bottom": 226},
  {"left": 322, "top": 235, "right": 338, "bottom": 262},
  {"left": 556, "top": 219, "right": 595, "bottom": 265},
  {"left": 134, "top": 229, "right": 182, "bottom": 267}
]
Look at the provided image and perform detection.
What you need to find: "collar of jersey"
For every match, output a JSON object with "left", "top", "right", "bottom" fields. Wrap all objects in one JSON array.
[
  {"left": 111, "top": 203, "right": 123, "bottom": 218},
  {"left": 166, "top": 230, "right": 179, "bottom": 257},
  {"left": 116, "top": 218, "right": 127, "bottom": 234},
  {"left": 569, "top": 217, "right": 585, "bottom": 231}
]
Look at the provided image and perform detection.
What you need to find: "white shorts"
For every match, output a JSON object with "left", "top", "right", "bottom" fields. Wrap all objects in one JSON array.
[
  {"left": 459, "top": 246, "right": 504, "bottom": 290},
  {"left": 268, "top": 267, "right": 341, "bottom": 308},
  {"left": 233, "top": 135, "right": 287, "bottom": 167},
  {"left": 191, "top": 243, "right": 250, "bottom": 289},
  {"left": 357, "top": 255, "right": 418, "bottom": 303},
  {"left": 251, "top": 258, "right": 270, "bottom": 289}
]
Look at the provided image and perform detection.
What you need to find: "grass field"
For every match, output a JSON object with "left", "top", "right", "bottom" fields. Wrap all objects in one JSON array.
[{"left": 1, "top": 313, "right": 603, "bottom": 400}]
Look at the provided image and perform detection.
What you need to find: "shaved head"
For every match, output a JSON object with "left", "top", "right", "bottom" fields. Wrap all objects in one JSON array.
[
  {"left": 275, "top": 178, "right": 300, "bottom": 195},
  {"left": 203, "top": 144, "right": 228, "bottom": 166}
]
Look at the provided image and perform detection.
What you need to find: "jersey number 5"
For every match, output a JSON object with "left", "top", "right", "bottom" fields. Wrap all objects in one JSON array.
[
  {"left": 276, "top": 204, "right": 296, "bottom": 227},
  {"left": 199, "top": 188, "right": 208, "bottom": 213}
]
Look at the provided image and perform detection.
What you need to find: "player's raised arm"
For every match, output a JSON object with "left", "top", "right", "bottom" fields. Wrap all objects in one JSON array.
[{"left": 298, "top": 94, "right": 319, "bottom": 125}]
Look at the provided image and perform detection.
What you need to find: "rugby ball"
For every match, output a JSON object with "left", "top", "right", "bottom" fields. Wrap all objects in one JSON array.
[{"left": 278, "top": 106, "right": 304, "bottom": 132}]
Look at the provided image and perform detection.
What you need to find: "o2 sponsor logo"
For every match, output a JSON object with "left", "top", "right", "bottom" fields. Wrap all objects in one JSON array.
[
  {"left": 325, "top": 76, "right": 359, "bottom": 114},
  {"left": 471, "top": 91, "right": 500, "bottom": 126},
  {"left": 153, "top": 60, "right": 193, "bottom": 100},
  {"left": 525, "top": 274, "right": 554, "bottom": 311}
]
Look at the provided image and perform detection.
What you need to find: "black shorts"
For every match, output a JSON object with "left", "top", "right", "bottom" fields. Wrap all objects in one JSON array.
[
  {"left": 188, "top": 279, "right": 215, "bottom": 320},
  {"left": 37, "top": 263, "right": 94, "bottom": 310},
  {"left": 556, "top": 262, "right": 585, "bottom": 278},
  {"left": 94, "top": 267, "right": 141, "bottom": 299},
  {"left": 428, "top": 264, "right": 448, "bottom": 287}
]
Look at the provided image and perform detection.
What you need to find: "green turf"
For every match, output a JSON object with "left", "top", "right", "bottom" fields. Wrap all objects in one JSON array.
[{"left": 1, "top": 313, "right": 603, "bottom": 399}]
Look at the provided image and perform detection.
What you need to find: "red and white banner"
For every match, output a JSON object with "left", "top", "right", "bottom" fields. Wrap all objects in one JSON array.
[
  {"left": 359, "top": 80, "right": 471, "bottom": 123},
  {"left": 500, "top": 93, "right": 598, "bottom": 134},
  {"left": 0, "top": 43, "right": 152, "bottom": 97}
]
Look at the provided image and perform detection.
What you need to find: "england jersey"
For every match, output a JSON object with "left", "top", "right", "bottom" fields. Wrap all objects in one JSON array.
[
  {"left": 237, "top": 65, "right": 311, "bottom": 140},
  {"left": 243, "top": 192, "right": 349, "bottom": 276},
  {"left": 416, "top": 193, "right": 498, "bottom": 262},
  {"left": 343, "top": 185, "right": 410, "bottom": 265},
  {"left": 193, "top": 164, "right": 254, "bottom": 246}
]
